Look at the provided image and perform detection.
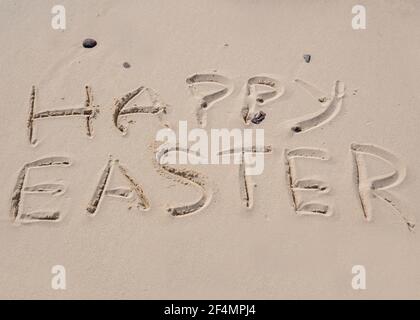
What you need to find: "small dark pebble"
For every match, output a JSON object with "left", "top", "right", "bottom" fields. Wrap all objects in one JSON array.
[
  {"left": 82, "top": 38, "right": 97, "bottom": 48},
  {"left": 123, "top": 62, "right": 131, "bottom": 68},
  {"left": 292, "top": 126, "right": 302, "bottom": 133},
  {"left": 303, "top": 54, "right": 311, "bottom": 63},
  {"left": 256, "top": 98, "right": 264, "bottom": 103},
  {"left": 201, "top": 101, "right": 208, "bottom": 109},
  {"left": 251, "top": 111, "right": 266, "bottom": 124}
]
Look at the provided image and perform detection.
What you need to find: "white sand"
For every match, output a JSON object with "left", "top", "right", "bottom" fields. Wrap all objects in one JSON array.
[{"left": 0, "top": 0, "right": 419, "bottom": 299}]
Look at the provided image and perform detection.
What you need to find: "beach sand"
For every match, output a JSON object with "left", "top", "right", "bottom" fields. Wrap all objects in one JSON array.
[{"left": 0, "top": 0, "right": 419, "bottom": 299}]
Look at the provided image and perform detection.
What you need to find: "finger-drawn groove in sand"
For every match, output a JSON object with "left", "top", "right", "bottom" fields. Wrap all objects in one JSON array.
[
  {"left": 239, "top": 152, "right": 253, "bottom": 209},
  {"left": 186, "top": 73, "right": 233, "bottom": 128},
  {"left": 155, "top": 144, "right": 211, "bottom": 216},
  {"left": 218, "top": 146, "right": 272, "bottom": 209},
  {"left": 217, "top": 145, "right": 272, "bottom": 156},
  {"left": 293, "top": 179, "right": 329, "bottom": 192},
  {"left": 291, "top": 79, "right": 345, "bottom": 134},
  {"left": 351, "top": 143, "right": 415, "bottom": 231},
  {"left": 113, "top": 86, "right": 168, "bottom": 135},
  {"left": 241, "top": 76, "right": 285, "bottom": 125},
  {"left": 24, "top": 183, "right": 65, "bottom": 195},
  {"left": 117, "top": 162, "right": 150, "bottom": 210},
  {"left": 284, "top": 148, "right": 332, "bottom": 216},
  {"left": 18, "top": 211, "right": 61, "bottom": 222},
  {"left": 10, "top": 156, "right": 72, "bottom": 224},
  {"left": 87, "top": 157, "right": 150, "bottom": 215},
  {"left": 28, "top": 86, "right": 99, "bottom": 145},
  {"left": 105, "top": 188, "right": 132, "bottom": 198}
]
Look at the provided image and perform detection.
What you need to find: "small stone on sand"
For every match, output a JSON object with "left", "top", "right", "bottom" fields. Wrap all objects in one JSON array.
[
  {"left": 292, "top": 126, "right": 302, "bottom": 133},
  {"left": 251, "top": 111, "right": 266, "bottom": 124},
  {"left": 123, "top": 62, "right": 131, "bottom": 68},
  {"left": 82, "top": 38, "right": 97, "bottom": 48},
  {"left": 303, "top": 54, "right": 311, "bottom": 63}
]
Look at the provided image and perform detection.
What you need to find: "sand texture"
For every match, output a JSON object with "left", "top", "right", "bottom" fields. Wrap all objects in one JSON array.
[{"left": 0, "top": 0, "right": 420, "bottom": 299}]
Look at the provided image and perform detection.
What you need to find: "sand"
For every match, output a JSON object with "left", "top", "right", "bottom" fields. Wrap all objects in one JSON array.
[{"left": 0, "top": 0, "right": 420, "bottom": 299}]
